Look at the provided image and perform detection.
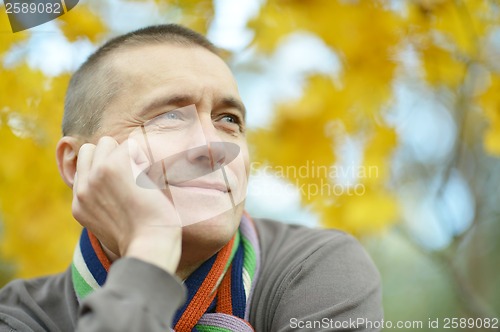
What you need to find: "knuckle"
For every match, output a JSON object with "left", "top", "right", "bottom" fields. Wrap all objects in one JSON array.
[
  {"left": 91, "top": 164, "right": 115, "bottom": 182},
  {"left": 98, "top": 136, "right": 116, "bottom": 147},
  {"left": 71, "top": 200, "right": 84, "bottom": 220},
  {"left": 74, "top": 184, "right": 90, "bottom": 202},
  {"left": 79, "top": 143, "right": 95, "bottom": 154}
]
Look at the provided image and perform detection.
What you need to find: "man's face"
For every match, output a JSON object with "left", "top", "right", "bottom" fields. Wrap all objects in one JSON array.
[{"left": 96, "top": 43, "right": 249, "bottom": 248}]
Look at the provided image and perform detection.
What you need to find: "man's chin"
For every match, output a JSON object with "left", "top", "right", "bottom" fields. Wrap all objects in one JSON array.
[
  {"left": 182, "top": 204, "right": 242, "bottom": 230},
  {"left": 181, "top": 203, "right": 243, "bottom": 242},
  {"left": 177, "top": 205, "right": 243, "bottom": 279}
]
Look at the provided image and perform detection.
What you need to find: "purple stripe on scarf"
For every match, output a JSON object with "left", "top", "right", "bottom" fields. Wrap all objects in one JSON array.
[
  {"left": 240, "top": 215, "right": 261, "bottom": 321},
  {"left": 198, "top": 313, "right": 254, "bottom": 332},
  {"left": 239, "top": 215, "right": 259, "bottom": 249}
]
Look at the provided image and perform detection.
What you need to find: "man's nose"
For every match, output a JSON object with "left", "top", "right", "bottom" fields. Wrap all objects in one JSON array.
[{"left": 186, "top": 117, "right": 226, "bottom": 169}]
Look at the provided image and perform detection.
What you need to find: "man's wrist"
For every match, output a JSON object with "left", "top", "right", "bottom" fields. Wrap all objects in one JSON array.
[{"left": 125, "top": 230, "right": 181, "bottom": 274}]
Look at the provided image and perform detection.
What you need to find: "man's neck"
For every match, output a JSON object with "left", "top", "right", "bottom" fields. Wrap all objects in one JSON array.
[{"left": 101, "top": 242, "right": 215, "bottom": 281}]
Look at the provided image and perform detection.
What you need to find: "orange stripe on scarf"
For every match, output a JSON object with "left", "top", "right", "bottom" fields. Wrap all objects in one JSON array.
[
  {"left": 216, "top": 265, "right": 233, "bottom": 314},
  {"left": 87, "top": 231, "right": 111, "bottom": 272},
  {"left": 175, "top": 235, "right": 235, "bottom": 331}
]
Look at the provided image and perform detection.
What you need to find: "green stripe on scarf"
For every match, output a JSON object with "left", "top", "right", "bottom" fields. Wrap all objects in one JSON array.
[
  {"left": 195, "top": 325, "right": 233, "bottom": 332},
  {"left": 241, "top": 237, "right": 256, "bottom": 278},
  {"left": 224, "top": 231, "right": 240, "bottom": 273},
  {"left": 71, "top": 264, "right": 93, "bottom": 299}
]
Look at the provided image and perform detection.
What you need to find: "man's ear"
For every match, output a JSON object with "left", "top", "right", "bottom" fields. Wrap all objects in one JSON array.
[{"left": 56, "top": 136, "right": 81, "bottom": 188}]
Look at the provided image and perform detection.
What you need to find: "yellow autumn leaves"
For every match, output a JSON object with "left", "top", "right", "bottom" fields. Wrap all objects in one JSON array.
[
  {"left": 59, "top": 5, "right": 106, "bottom": 42},
  {"left": 478, "top": 74, "right": 500, "bottom": 155},
  {"left": 0, "top": 65, "right": 79, "bottom": 278},
  {"left": 0, "top": 4, "right": 105, "bottom": 278},
  {"left": 249, "top": 0, "right": 402, "bottom": 233},
  {"left": 248, "top": 0, "right": 500, "bottom": 234}
]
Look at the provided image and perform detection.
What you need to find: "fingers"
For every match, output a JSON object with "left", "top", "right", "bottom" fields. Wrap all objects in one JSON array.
[
  {"left": 75, "top": 136, "right": 159, "bottom": 192},
  {"left": 91, "top": 136, "right": 120, "bottom": 172},
  {"left": 73, "top": 143, "right": 96, "bottom": 224},
  {"left": 75, "top": 143, "right": 96, "bottom": 192}
]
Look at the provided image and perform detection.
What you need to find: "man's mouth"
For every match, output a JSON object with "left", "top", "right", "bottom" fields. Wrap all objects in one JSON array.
[{"left": 170, "top": 180, "right": 230, "bottom": 194}]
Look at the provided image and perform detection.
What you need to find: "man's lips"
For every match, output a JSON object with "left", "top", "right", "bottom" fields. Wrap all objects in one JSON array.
[{"left": 170, "top": 181, "right": 230, "bottom": 193}]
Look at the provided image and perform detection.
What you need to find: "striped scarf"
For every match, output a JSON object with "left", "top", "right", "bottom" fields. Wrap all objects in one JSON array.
[{"left": 71, "top": 213, "right": 260, "bottom": 332}]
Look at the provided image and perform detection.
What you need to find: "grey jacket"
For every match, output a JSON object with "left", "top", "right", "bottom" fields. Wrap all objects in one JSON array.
[{"left": 0, "top": 218, "right": 383, "bottom": 331}]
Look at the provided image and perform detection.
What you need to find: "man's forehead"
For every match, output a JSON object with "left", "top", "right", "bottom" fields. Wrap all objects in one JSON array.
[
  {"left": 109, "top": 43, "right": 226, "bottom": 72},
  {"left": 107, "top": 43, "right": 238, "bottom": 91}
]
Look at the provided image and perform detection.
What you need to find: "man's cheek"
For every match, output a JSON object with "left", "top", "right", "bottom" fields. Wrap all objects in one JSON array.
[
  {"left": 144, "top": 133, "right": 187, "bottom": 164},
  {"left": 227, "top": 152, "right": 248, "bottom": 205}
]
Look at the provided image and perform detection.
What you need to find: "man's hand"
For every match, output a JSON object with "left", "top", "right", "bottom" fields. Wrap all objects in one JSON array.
[{"left": 72, "top": 136, "right": 181, "bottom": 274}]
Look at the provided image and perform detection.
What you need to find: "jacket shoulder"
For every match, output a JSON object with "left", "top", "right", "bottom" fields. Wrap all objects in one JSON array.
[
  {"left": 0, "top": 268, "right": 77, "bottom": 331},
  {"left": 250, "top": 218, "right": 383, "bottom": 331}
]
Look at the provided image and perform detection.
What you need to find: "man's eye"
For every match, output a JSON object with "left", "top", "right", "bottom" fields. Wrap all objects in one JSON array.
[
  {"left": 157, "top": 111, "right": 183, "bottom": 123},
  {"left": 165, "top": 111, "right": 181, "bottom": 120},
  {"left": 215, "top": 113, "right": 243, "bottom": 125},
  {"left": 220, "top": 115, "right": 238, "bottom": 123},
  {"left": 145, "top": 110, "right": 185, "bottom": 130},
  {"left": 214, "top": 114, "right": 244, "bottom": 134}
]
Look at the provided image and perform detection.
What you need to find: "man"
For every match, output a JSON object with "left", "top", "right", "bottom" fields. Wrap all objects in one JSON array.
[{"left": 0, "top": 24, "right": 383, "bottom": 331}]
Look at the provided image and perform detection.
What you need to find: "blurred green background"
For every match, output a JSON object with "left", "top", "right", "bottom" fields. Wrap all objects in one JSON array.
[{"left": 1, "top": 0, "right": 499, "bottom": 331}]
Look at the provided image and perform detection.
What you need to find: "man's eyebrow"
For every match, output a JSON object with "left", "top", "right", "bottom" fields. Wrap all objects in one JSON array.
[
  {"left": 139, "top": 94, "right": 246, "bottom": 119},
  {"left": 140, "top": 94, "right": 196, "bottom": 118},
  {"left": 215, "top": 97, "right": 246, "bottom": 119}
]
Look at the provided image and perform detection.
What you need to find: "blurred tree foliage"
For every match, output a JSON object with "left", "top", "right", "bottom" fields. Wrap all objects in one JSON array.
[
  {"left": 1, "top": 0, "right": 499, "bottom": 327},
  {"left": 248, "top": 0, "right": 500, "bottom": 232},
  {"left": 246, "top": 0, "right": 500, "bottom": 324}
]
